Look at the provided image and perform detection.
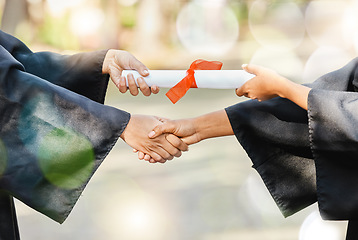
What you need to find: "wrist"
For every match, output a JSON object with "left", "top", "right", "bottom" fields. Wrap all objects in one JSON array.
[
  {"left": 102, "top": 49, "right": 115, "bottom": 74},
  {"left": 192, "top": 117, "right": 204, "bottom": 142},
  {"left": 192, "top": 110, "right": 233, "bottom": 141},
  {"left": 276, "top": 77, "right": 293, "bottom": 99}
]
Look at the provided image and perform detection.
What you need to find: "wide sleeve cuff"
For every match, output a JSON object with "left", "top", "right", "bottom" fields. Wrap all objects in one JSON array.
[
  {"left": 225, "top": 98, "right": 317, "bottom": 218},
  {"left": 0, "top": 48, "right": 130, "bottom": 223},
  {"left": 18, "top": 50, "right": 111, "bottom": 104},
  {"left": 308, "top": 89, "right": 358, "bottom": 220}
]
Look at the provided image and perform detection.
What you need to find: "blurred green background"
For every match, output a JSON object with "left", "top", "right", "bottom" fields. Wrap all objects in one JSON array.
[{"left": 2, "top": 0, "right": 357, "bottom": 239}]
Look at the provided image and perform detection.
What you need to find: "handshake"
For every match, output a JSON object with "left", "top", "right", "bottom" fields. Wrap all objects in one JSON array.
[
  {"left": 120, "top": 110, "right": 234, "bottom": 164},
  {"left": 104, "top": 50, "right": 307, "bottom": 163}
]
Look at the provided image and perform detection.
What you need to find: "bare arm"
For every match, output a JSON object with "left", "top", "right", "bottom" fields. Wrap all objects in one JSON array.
[{"left": 149, "top": 110, "right": 233, "bottom": 145}]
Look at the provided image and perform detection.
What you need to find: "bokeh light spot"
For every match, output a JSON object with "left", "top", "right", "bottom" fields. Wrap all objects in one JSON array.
[
  {"left": 176, "top": 0, "right": 239, "bottom": 55},
  {"left": 305, "top": 0, "right": 349, "bottom": 48},
  {"left": 46, "top": 0, "right": 85, "bottom": 16},
  {"left": 70, "top": 7, "right": 105, "bottom": 37},
  {"left": 241, "top": 173, "right": 282, "bottom": 219},
  {"left": 248, "top": 0, "right": 305, "bottom": 49},
  {"left": 299, "top": 211, "right": 344, "bottom": 240},
  {"left": 93, "top": 189, "right": 171, "bottom": 240},
  {"left": 302, "top": 46, "right": 352, "bottom": 83},
  {"left": 38, "top": 127, "right": 94, "bottom": 189}
]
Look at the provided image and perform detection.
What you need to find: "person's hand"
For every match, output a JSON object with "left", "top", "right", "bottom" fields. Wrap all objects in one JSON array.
[
  {"left": 102, "top": 49, "right": 159, "bottom": 96},
  {"left": 121, "top": 115, "right": 188, "bottom": 163},
  {"left": 148, "top": 118, "right": 201, "bottom": 145},
  {"left": 236, "top": 64, "right": 289, "bottom": 101},
  {"left": 132, "top": 118, "right": 197, "bottom": 163},
  {"left": 136, "top": 110, "right": 233, "bottom": 163}
]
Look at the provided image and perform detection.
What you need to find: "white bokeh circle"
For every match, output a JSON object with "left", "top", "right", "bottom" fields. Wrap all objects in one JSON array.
[
  {"left": 299, "top": 211, "right": 344, "bottom": 240},
  {"left": 176, "top": 0, "right": 239, "bottom": 55},
  {"left": 70, "top": 7, "right": 105, "bottom": 37},
  {"left": 238, "top": 173, "right": 283, "bottom": 223},
  {"left": 248, "top": 0, "right": 305, "bottom": 49},
  {"left": 305, "top": 0, "right": 350, "bottom": 48},
  {"left": 302, "top": 46, "right": 353, "bottom": 83}
]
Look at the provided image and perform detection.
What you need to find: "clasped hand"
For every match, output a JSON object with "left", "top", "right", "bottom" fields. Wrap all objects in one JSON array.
[
  {"left": 106, "top": 51, "right": 300, "bottom": 163},
  {"left": 132, "top": 64, "right": 301, "bottom": 163}
]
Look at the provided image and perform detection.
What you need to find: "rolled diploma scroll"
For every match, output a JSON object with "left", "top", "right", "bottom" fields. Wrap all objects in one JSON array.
[{"left": 121, "top": 70, "right": 255, "bottom": 89}]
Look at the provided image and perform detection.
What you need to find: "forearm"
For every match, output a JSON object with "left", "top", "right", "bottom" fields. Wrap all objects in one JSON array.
[
  {"left": 193, "top": 110, "right": 234, "bottom": 141},
  {"left": 278, "top": 79, "right": 311, "bottom": 110}
]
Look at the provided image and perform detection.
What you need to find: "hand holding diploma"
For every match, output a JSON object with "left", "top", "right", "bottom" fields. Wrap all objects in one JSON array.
[
  {"left": 102, "top": 49, "right": 159, "bottom": 96},
  {"left": 237, "top": 64, "right": 311, "bottom": 110},
  {"left": 136, "top": 63, "right": 312, "bottom": 163},
  {"left": 122, "top": 59, "right": 255, "bottom": 103}
]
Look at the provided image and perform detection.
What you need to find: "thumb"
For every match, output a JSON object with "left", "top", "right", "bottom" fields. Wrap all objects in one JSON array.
[
  {"left": 182, "top": 136, "right": 199, "bottom": 145},
  {"left": 235, "top": 85, "right": 246, "bottom": 97},
  {"left": 132, "top": 58, "right": 149, "bottom": 77},
  {"left": 148, "top": 122, "right": 176, "bottom": 138},
  {"left": 242, "top": 63, "right": 259, "bottom": 75}
]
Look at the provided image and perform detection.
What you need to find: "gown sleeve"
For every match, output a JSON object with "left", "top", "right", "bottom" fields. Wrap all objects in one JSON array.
[
  {"left": 307, "top": 68, "right": 358, "bottom": 220},
  {"left": 0, "top": 30, "right": 109, "bottom": 103},
  {"left": 225, "top": 57, "right": 358, "bottom": 220},
  {"left": 0, "top": 41, "right": 130, "bottom": 225}
]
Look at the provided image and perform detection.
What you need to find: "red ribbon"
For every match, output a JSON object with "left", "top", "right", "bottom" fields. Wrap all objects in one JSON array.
[{"left": 166, "top": 59, "right": 223, "bottom": 104}]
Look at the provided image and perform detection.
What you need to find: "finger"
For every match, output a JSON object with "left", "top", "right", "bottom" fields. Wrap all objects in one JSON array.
[
  {"left": 148, "top": 151, "right": 164, "bottom": 162},
  {"left": 155, "top": 147, "right": 173, "bottom": 161},
  {"left": 144, "top": 154, "right": 151, "bottom": 161},
  {"left": 236, "top": 86, "right": 246, "bottom": 97},
  {"left": 138, "top": 151, "right": 145, "bottom": 160},
  {"left": 148, "top": 122, "right": 176, "bottom": 138},
  {"left": 137, "top": 77, "right": 151, "bottom": 96},
  {"left": 133, "top": 149, "right": 138, "bottom": 153},
  {"left": 125, "top": 53, "right": 149, "bottom": 77},
  {"left": 166, "top": 154, "right": 174, "bottom": 161},
  {"left": 150, "top": 85, "right": 160, "bottom": 94},
  {"left": 242, "top": 63, "right": 259, "bottom": 75},
  {"left": 127, "top": 73, "right": 139, "bottom": 96},
  {"left": 166, "top": 134, "right": 188, "bottom": 152},
  {"left": 118, "top": 76, "right": 128, "bottom": 93},
  {"left": 132, "top": 59, "right": 149, "bottom": 77},
  {"left": 160, "top": 140, "right": 181, "bottom": 159},
  {"left": 182, "top": 134, "right": 200, "bottom": 145}
]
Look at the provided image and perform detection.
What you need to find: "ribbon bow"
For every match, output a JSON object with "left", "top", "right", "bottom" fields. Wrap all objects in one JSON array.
[{"left": 166, "top": 59, "right": 223, "bottom": 104}]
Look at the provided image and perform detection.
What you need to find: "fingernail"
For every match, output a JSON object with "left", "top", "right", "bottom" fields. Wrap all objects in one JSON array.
[
  {"left": 242, "top": 64, "right": 248, "bottom": 68},
  {"left": 148, "top": 131, "right": 155, "bottom": 138},
  {"left": 137, "top": 77, "right": 143, "bottom": 83},
  {"left": 143, "top": 69, "right": 149, "bottom": 75}
]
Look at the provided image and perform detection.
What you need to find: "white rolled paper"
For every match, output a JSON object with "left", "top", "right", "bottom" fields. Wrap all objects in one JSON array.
[{"left": 121, "top": 70, "right": 255, "bottom": 89}]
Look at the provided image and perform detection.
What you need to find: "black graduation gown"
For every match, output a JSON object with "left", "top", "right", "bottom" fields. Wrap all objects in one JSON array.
[
  {"left": 0, "top": 31, "right": 130, "bottom": 239},
  {"left": 225, "top": 58, "right": 358, "bottom": 239}
]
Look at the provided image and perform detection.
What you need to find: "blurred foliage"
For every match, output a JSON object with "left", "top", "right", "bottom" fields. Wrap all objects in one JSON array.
[
  {"left": 120, "top": 4, "right": 137, "bottom": 28},
  {"left": 38, "top": 12, "right": 80, "bottom": 50}
]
